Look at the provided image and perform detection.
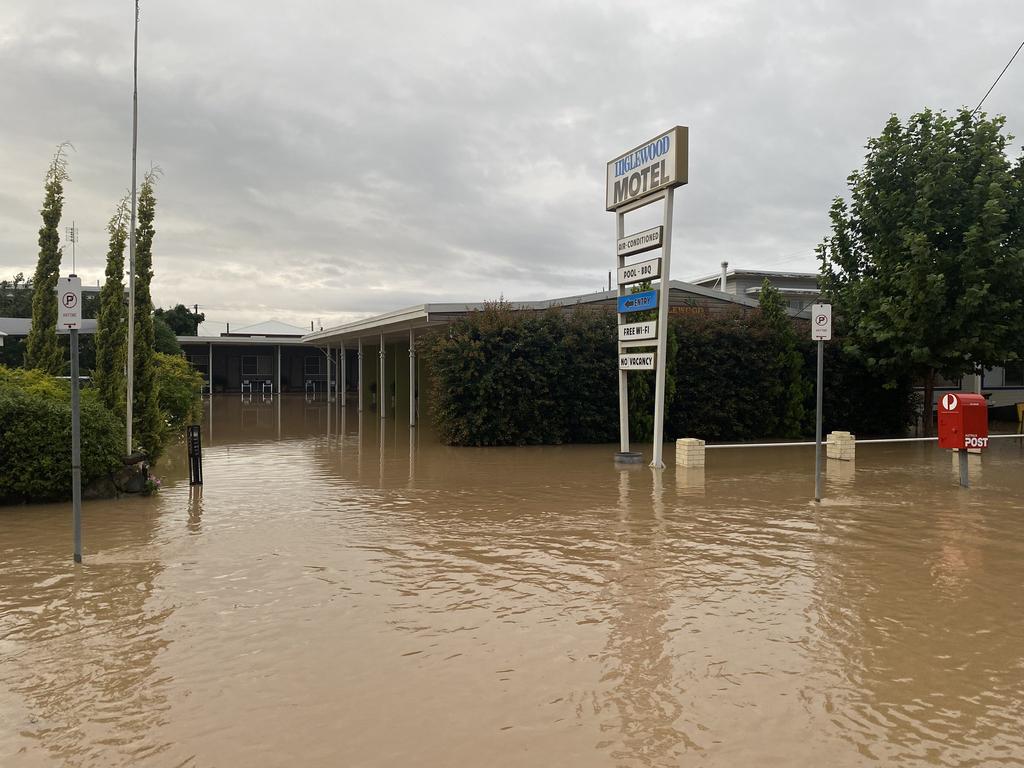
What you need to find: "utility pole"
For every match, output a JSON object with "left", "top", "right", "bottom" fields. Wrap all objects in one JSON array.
[{"left": 126, "top": 0, "right": 140, "bottom": 454}]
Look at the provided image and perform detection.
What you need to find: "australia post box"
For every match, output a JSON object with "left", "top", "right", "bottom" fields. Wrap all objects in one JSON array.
[{"left": 937, "top": 392, "right": 989, "bottom": 450}]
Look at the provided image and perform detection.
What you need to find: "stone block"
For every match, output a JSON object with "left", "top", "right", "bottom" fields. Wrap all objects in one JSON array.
[{"left": 675, "top": 438, "right": 705, "bottom": 468}]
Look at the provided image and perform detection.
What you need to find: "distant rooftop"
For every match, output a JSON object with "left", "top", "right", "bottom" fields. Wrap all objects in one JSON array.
[{"left": 223, "top": 320, "right": 309, "bottom": 337}]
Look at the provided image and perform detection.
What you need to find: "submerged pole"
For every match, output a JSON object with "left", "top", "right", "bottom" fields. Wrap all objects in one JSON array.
[
  {"left": 71, "top": 328, "right": 82, "bottom": 563},
  {"left": 814, "top": 339, "right": 823, "bottom": 502}
]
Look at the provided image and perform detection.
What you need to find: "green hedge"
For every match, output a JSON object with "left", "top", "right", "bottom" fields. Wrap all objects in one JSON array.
[
  {"left": 0, "top": 367, "right": 124, "bottom": 504},
  {"left": 419, "top": 305, "right": 916, "bottom": 446}
]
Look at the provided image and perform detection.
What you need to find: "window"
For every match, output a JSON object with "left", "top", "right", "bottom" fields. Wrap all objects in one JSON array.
[
  {"left": 304, "top": 356, "right": 324, "bottom": 376},
  {"left": 242, "top": 355, "right": 272, "bottom": 377},
  {"left": 1005, "top": 362, "right": 1024, "bottom": 387}
]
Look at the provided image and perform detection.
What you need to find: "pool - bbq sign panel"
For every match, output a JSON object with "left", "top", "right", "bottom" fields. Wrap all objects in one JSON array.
[{"left": 606, "top": 126, "right": 688, "bottom": 211}]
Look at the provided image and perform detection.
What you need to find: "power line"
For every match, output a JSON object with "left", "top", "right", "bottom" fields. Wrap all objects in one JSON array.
[{"left": 971, "top": 37, "right": 1024, "bottom": 117}]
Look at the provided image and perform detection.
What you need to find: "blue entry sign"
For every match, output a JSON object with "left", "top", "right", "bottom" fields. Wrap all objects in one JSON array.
[{"left": 618, "top": 290, "right": 658, "bottom": 314}]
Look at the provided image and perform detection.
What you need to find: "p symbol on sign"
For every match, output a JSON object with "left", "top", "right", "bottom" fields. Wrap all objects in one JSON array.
[
  {"left": 62, "top": 292, "right": 78, "bottom": 308},
  {"left": 941, "top": 393, "right": 958, "bottom": 411},
  {"left": 815, "top": 314, "right": 827, "bottom": 326}
]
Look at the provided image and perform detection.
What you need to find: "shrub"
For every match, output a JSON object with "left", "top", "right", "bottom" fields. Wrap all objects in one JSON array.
[
  {"left": 0, "top": 365, "right": 124, "bottom": 504},
  {"left": 154, "top": 352, "right": 203, "bottom": 435},
  {"left": 419, "top": 306, "right": 916, "bottom": 446}
]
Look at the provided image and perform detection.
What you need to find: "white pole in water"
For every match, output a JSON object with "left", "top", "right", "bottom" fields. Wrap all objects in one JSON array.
[
  {"left": 649, "top": 187, "right": 674, "bottom": 470},
  {"left": 814, "top": 338, "right": 823, "bottom": 502},
  {"left": 71, "top": 327, "right": 82, "bottom": 563},
  {"left": 126, "top": 0, "right": 140, "bottom": 454}
]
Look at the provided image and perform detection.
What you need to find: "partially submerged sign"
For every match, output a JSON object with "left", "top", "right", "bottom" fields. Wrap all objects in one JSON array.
[
  {"left": 617, "top": 290, "right": 658, "bottom": 314},
  {"left": 57, "top": 275, "right": 82, "bottom": 332},
  {"left": 617, "top": 227, "right": 663, "bottom": 258},
  {"left": 617, "top": 257, "right": 661, "bottom": 286},
  {"left": 618, "top": 320, "right": 657, "bottom": 342},
  {"left": 606, "top": 127, "right": 688, "bottom": 211},
  {"left": 619, "top": 352, "right": 655, "bottom": 370}
]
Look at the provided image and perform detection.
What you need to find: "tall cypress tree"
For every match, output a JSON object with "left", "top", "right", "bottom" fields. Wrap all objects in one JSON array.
[
  {"left": 24, "top": 144, "right": 71, "bottom": 374},
  {"left": 132, "top": 171, "right": 163, "bottom": 457},
  {"left": 93, "top": 196, "right": 130, "bottom": 419}
]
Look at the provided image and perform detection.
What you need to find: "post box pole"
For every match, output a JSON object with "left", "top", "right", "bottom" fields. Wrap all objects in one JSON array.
[
  {"left": 958, "top": 450, "right": 969, "bottom": 488},
  {"left": 814, "top": 339, "right": 823, "bottom": 502}
]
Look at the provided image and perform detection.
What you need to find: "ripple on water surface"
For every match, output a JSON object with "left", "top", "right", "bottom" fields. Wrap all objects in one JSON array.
[{"left": 2, "top": 398, "right": 1023, "bottom": 767}]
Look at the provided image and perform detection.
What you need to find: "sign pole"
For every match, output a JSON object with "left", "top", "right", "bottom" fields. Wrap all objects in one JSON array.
[
  {"left": 810, "top": 303, "right": 831, "bottom": 502},
  {"left": 650, "top": 187, "right": 674, "bottom": 469},
  {"left": 71, "top": 327, "right": 82, "bottom": 563},
  {"left": 814, "top": 339, "right": 823, "bottom": 502},
  {"left": 616, "top": 210, "right": 630, "bottom": 454}
]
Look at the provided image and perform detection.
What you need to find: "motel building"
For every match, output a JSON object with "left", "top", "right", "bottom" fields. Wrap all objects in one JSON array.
[
  {"left": 180, "top": 280, "right": 779, "bottom": 421},
  {"left": 176, "top": 268, "right": 1024, "bottom": 424}
]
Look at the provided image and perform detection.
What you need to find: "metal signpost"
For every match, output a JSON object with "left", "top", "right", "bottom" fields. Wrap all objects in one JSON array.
[
  {"left": 607, "top": 126, "right": 688, "bottom": 468},
  {"left": 811, "top": 303, "right": 832, "bottom": 502},
  {"left": 58, "top": 275, "right": 83, "bottom": 563}
]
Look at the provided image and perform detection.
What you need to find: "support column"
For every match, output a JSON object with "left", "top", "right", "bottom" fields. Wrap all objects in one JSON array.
[
  {"left": 325, "top": 345, "right": 332, "bottom": 401},
  {"left": 275, "top": 344, "right": 281, "bottom": 396},
  {"left": 357, "top": 338, "right": 364, "bottom": 412},
  {"left": 340, "top": 340, "right": 347, "bottom": 408},
  {"left": 409, "top": 328, "right": 416, "bottom": 427},
  {"left": 379, "top": 332, "right": 387, "bottom": 421},
  {"left": 335, "top": 346, "right": 341, "bottom": 403},
  {"left": 650, "top": 187, "right": 674, "bottom": 469},
  {"left": 207, "top": 341, "right": 213, "bottom": 395}
]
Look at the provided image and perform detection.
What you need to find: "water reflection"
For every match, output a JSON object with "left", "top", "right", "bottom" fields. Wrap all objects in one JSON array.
[{"left": 1, "top": 397, "right": 1022, "bottom": 766}]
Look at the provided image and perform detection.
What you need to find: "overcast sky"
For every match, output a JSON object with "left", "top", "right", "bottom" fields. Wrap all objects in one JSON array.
[{"left": 1, "top": 1, "right": 1022, "bottom": 333}]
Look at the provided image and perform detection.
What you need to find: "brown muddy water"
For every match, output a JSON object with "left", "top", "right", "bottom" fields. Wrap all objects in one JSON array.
[{"left": 2, "top": 395, "right": 1024, "bottom": 767}]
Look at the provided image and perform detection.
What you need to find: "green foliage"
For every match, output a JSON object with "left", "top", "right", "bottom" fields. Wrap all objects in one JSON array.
[
  {"left": 0, "top": 273, "right": 33, "bottom": 317},
  {"left": 132, "top": 172, "right": 163, "bottom": 457},
  {"left": 154, "top": 304, "right": 204, "bottom": 336},
  {"left": 758, "top": 279, "right": 811, "bottom": 437},
  {"left": 93, "top": 198, "right": 129, "bottom": 420},
  {"left": 420, "top": 306, "right": 914, "bottom": 446},
  {"left": 0, "top": 365, "right": 124, "bottom": 504},
  {"left": 153, "top": 314, "right": 181, "bottom": 355},
  {"left": 154, "top": 352, "right": 203, "bottom": 433},
  {"left": 421, "top": 302, "right": 623, "bottom": 446},
  {"left": 24, "top": 145, "right": 70, "bottom": 375},
  {"left": 819, "top": 108, "right": 1024, "bottom": 432}
]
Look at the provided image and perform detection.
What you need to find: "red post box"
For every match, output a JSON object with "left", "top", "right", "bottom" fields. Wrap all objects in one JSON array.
[{"left": 937, "top": 392, "right": 989, "bottom": 450}]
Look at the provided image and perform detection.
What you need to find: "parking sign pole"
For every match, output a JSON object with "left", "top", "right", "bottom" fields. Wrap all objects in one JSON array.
[
  {"left": 71, "top": 327, "right": 82, "bottom": 563},
  {"left": 814, "top": 339, "right": 823, "bottom": 502},
  {"left": 811, "top": 303, "right": 831, "bottom": 503}
]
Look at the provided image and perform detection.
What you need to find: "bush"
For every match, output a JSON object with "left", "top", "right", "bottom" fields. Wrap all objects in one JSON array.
[
  {"left": 418, "top": 306, "right": 916, "bottom": 446},
  {"left": 154, "top": 352, "right": 203, "bottom": 435},
  {"left": 0, "top": 366, "right": 124, "bottom": 504}
]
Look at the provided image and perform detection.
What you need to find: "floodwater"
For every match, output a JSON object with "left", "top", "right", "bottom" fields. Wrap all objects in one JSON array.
[{"left": 2, "top": 396, "right": 1024, "bottom": 768}]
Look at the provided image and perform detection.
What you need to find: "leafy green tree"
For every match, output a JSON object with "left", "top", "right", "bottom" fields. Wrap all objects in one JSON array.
[
  {"left": 93, "top": 198, "right": 129, "bottom": 420},
  {"left": 132, "top": 171, "right": 163, "bottom": 456},
  {"left": 152, "top": 314, "right": 181, "bottom": 355},
  {"left": 0, "top": 273, "right": 33, "bottom": 317},
  {"left": 24, "top": 145, "right": 71, "bottom": 374},
  {"left": 819, "top": 108, "right": 1024, "bottom": 434},
  {"left": 758, "top": 279, "right": 810, "bottom": 437},
  {"left": 154, "top": 304, "right": 204, "bottom": 335}
]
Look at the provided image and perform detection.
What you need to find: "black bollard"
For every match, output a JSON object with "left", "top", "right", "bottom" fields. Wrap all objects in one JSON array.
[{"left": 187, "top": 424, "right": 203, "bottom": 486}]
